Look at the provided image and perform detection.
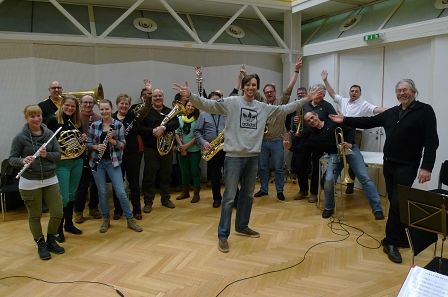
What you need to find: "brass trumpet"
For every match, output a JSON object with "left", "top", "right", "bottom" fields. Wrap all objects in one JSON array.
[
  {"left": 294, "top": 107, "right": 304, "bottom": 137},
  {"left": 334, "top": 127, "right": 354, "bottom": 185}
]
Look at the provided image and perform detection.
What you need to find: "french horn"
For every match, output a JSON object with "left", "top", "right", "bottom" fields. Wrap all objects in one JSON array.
[{"left": 157, "top": 102, "right": 186, "bottom": 156}]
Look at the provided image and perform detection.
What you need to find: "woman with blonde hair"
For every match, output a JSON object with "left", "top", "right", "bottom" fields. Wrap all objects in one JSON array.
[
  {"left": 46, "top": 95, "right": 85, "bottom": 242},
  {"left": 9, "top": 104, "right": 65, "bottom": 260}
]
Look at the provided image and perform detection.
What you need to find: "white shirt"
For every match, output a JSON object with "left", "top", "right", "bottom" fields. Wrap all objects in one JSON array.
[{"left": 334, "top": 94, "right": 376, "bottom": 117}]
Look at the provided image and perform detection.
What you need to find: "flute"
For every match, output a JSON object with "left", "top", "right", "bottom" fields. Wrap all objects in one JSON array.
[
  {"left": 16, "top": 126, "right": 62, "bottom": 179},
  {"left": 91, "top": 125, "right": 114, "bottom": 172}
]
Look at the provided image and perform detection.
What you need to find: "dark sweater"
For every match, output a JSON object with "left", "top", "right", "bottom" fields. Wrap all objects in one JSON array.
[
  {"left": 344, "top": 100, "right": 438, "bottom": 171},
  {"left": 113, "top": 110, "right": 139, "bottom": 154},
  {"left": 38, "top": 98, "right": 59, "bottom": 124},
  {"left": 9, "top": 123, "right": 61, "bottom": 180}
]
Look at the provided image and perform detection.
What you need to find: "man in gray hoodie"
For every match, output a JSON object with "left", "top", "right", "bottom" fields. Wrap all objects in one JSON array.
[{"left": 174, "top": 75, "right": 321, "bottom": 253}]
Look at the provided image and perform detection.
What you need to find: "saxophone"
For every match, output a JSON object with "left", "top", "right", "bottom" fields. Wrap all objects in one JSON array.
[
  {"left": 157, "top": 102, "right": 186, "bottom": 156},
  {"left": 201, "top": 129, "right": 225, "bottom": 161}
]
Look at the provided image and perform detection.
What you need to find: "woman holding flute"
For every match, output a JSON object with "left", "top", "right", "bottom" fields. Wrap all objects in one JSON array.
[{"left": 9, "top": 104, "right": 65, "bottom": 260}]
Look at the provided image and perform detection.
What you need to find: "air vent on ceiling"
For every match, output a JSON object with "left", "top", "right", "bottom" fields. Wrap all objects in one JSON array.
[
  {"left": 339, "top": 15, "right": 362, "bottom": 32},
  {"left": 226, "top": 25, "right": 245, "bottom": 39},
  {"left": 435, "top": 0, "right": 448, "bottom": 9},
  {"left": 133, "top": 18, "right": 157, "bottom": 32}
]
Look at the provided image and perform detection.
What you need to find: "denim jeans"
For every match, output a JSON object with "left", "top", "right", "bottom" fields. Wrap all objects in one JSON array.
[
  {"left": 258, "top": 138, "right": 284, "bottom": 193},
  {"left": 324, "top": 145, "right": 383, "bottom": 213},
  {"left": 218, "top": 156, "right": 258, "bottom": 240},
  {"left": 91, "top": 159, "right": 133, "bottom": 219}
]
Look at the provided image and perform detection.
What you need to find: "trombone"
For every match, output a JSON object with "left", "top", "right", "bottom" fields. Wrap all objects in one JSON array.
[{"left": 334, "top": 127, "right": 354, "bottom": 185}]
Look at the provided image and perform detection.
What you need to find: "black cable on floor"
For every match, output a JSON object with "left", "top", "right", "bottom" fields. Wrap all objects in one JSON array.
[
  {"left": 215, "top": 215, "right": 381, "bottom": 297},
  {"left": 0, "top": 276, "right": 124, "bottom": 297}
]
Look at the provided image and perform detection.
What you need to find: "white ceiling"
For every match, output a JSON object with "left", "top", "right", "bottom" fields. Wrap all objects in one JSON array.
[{"left": 29, "top": 0, "right": 386, "bottom": 22}]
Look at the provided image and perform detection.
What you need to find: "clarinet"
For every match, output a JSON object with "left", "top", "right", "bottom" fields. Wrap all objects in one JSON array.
[
  {"left": 16, "top": 127, "right": 62, "bottom": 179},
  {"left": 91, "top": 125, "right": 114, "bottom": 172},
  {"left": 125, "top": 102, "right": 145, "bottom": 136}
]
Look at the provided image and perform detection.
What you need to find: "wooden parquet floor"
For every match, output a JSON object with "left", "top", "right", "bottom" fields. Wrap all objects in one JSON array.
[{"left": 0, "top": 180, "right": 441, "bottom": 297}]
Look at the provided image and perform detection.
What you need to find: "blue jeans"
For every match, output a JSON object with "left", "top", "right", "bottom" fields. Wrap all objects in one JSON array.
[
  {"left": 218, "top": 156, "right": 258, "bottom": 240},
  {"left": 324, "top": 145, "right": 383, "bottom": 213},
  {"left": 91, "top": 159, "right": 133, "bottom": 219},
  {"left": 258, "top": 138, "right": 284, "bottom": 193}
]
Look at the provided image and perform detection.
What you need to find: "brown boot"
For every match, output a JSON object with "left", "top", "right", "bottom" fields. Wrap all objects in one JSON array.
[
  {"left": 176, "top": 185, "right": 190, "bottom": 200},
  {"left": 191, "top": 186, "right": 200, "bottom": 203}
]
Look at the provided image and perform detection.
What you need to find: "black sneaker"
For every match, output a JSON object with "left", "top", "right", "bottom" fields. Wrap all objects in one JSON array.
[
  {"left": 254, "top": 190, "right": 268, "bottom": 198},
  {"left": 322, "top": 209, "right": 334, "bottom": 219},
  {"left": 277, "top": 192, "right": 285, "bottom": 201},
  {"left": 374, "top": 211, "right": 385, "bottom": 220},
  {"left": 235, "top": 227, "right": 260, "bottom": 238}
]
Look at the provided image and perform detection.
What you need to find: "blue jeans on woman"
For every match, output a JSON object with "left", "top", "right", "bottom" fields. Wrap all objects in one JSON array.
[
  {"left": 218, "top": 156, "right": 258, "bottom": 240},
  {"left": 258, "top": 138, "right": 284, "bottom": 194},
  {"left": 324, "top": 145, "right": 383, "bottom": 214},
  {"left": 92, "top": 159, "right": 133, "bottom": 219}
]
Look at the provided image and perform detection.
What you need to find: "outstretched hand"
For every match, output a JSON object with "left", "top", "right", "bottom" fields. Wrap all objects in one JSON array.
[
  {"left": 328, "top": 111, "right": 345, "bottom": 123},
  {"left": 305, "top": 88, "right": 324, "bottom": 102},
  {"left": 143, "top": 79, "right": 152, "bottom": 92},
  {"left": 321, "top": 70, "right": 328, "bottom": 81},
  {"left": 173, "top": 81, "right": 190, "bottom": 97},
  {"left": 295, "top": 57, "right": 303, "bottom": 72},
  {"left": 282, "top": 133, "right": 291, "bottom": 150}
]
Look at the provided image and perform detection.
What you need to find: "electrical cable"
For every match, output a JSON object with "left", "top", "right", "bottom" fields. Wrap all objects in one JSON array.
[
  {"left": 0, "top": 276, "right": 124, "bottom": 297},
  {"left": 215, "top": 209, "right": 382, "bottom": 296}
]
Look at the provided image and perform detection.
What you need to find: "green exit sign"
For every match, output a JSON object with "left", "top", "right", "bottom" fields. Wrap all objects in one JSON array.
[{"left": 364, "top": 33, "right": 383, "bottom": 41}]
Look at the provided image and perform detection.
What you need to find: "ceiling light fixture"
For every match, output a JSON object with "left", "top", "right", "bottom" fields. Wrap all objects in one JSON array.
[
  {"left": 339, "top": 15, "right": 362, "bottom": 32},
  {"left": 133, "top": 18, "right": 158, "bottom": 32},
  {"left": 226, "top": 25, "right": 245, "bottom": 39}
]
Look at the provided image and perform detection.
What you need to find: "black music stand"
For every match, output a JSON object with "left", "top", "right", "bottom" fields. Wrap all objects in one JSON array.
[{"left": 398, "top": 185, "right": 448, "bottom": 275}]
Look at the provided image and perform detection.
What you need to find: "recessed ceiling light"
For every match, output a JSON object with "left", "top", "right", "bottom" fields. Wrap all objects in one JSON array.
[
  {"left": 133, "top": 18, "right": 158, "bottom": 32},
  {"left": 435, "top": 0, "right": 448, "bottom": 9},
  {"left": 339, "top": 15, "right": 362, "bottom": 32},
  {"left": 226, "top": 25, "right": 245, "bottom": 39}
]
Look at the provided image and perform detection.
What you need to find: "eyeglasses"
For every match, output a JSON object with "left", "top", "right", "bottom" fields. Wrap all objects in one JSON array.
[
  {"left": 265, "top": 91, "right": 275, "bottom": 95},
  {"left": 82, "top": 102, "right": 94, "bottom": 105},
  {"left": 50, "top": 87, "right": 62, "bottom": 90}
]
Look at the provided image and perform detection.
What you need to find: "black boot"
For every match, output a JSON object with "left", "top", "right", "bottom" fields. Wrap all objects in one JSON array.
[
  {"left": 46, "top": 234, "right": 65, "bottom": 254},
  {"left": 56, "top": 218, "right": 65, "bottom": 243},
  {"left": 64, "top": 201, "right": 82, "bottom": 235},
  {"left": 34, "top": 236, "right": 51, "bottom": 260}
]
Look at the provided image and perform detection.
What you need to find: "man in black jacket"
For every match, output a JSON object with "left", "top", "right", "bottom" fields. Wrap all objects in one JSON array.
[
  {"left": 138, "top": 83, "right": 180, "bottom": 214},
  {"left": 330, "top": 78, "right": 439, "bottom": 264}
]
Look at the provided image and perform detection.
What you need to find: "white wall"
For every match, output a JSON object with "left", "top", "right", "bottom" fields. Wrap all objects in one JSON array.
[
  {"left": 302, "top": 34, "right": 448, "bottom": 191},
  {"left": 0, "top": 42, "right": 284, "bottom": 163}
]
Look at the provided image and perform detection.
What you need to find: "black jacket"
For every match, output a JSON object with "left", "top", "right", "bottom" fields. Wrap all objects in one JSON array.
[
  {"left": 344, "top": 101, "right": 438, "bottom": 171},
  {"left": 138, "top": 105, "right": 180, "bottom": 150}
]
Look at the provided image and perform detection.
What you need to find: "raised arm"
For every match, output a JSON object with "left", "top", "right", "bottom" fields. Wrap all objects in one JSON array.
[
  {"left": 286, "top": 57, "right": 302, "bottom": 91},
  {"left": 321, "top": 70, "right": 336, "bottom": 99}
]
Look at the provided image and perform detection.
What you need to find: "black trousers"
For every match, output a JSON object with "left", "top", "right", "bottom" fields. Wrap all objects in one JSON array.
[
  {"left": 383, "top": 160, "right": 418, "bottom": 246},
  {"left": 74, "top": 165, "right": 99, "bottom": 212},
  {"left": 113, "top": 152, "right": 143, "bottom": 215},
  {"left": 207, "top": 150, "right": 225, "bottom": 201}
]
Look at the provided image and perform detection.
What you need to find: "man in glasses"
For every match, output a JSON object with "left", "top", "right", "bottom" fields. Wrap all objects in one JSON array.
[
  {"left": 73, "top": 95, "right": 102, "bottom": 223},
  {"left": 39, "top": 81, "right": 63, "bottom": 123}
]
